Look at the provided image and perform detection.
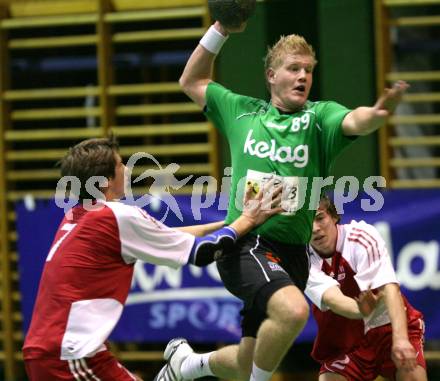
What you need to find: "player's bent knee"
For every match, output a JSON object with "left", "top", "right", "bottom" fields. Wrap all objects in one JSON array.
[
  {"left": 268, "top": 287, "right": 309, "bottom": 326},
  {"left": 290, "top": 301, "right": 309, "bottom": 326},
  {"left": 298, "top": 302, "right": 310, "bottom": 320},
  {"left": 271, "top": 299, "right": 309, "bottom": 327}
]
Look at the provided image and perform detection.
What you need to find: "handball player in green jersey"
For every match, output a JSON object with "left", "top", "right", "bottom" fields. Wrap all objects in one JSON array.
[{"left": 154, "top": 19, "right": 409, "bottom": 381}]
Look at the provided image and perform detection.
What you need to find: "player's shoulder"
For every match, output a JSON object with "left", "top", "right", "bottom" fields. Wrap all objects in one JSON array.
[
  {"left": 344, "top": 220, "right": 384, "bottom": 252},
  {"left": 209, "top": 81, "right": 267, "bottom": 108},
  {"left": 305, "top": 100, "right": 334, "bottom": 109},
  {"left": 104, "top": 201, "right": 168, "bottom": 232},
  {"left": 76, "top": 201, "right": 117, "bottom": 221},
  {"left": 305, "top": 100, "right": 321, "bottom": 109},
  {"left": 306, "top": 100, "right": 348, "bottom": 114},
  {"left": 104, "top": 201, "right": 147, "bottom": 219},
  {"left": 346, "top": 219, "right": 380, "bottom": 237}
]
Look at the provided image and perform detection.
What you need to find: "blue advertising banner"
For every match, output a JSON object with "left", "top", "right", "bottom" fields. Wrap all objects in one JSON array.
[{"left": 16, "top": 190, "right": 440, "bottom": 343}]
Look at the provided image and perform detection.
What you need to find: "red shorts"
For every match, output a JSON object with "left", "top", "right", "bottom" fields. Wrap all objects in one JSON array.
[
  {"left": 24, "top": 349, "right": 141, "bottom": 381},
  {"left": 319, "top": 318, "right": 426, "bottom": 381}
]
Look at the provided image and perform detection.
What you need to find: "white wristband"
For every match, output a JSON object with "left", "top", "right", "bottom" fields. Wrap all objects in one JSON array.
[{"left": 199, "top": 25, "right": 229, "bottom": 55}]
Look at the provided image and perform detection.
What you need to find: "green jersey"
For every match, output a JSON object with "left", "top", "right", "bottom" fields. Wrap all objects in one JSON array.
[{"left": 205, "top": 82, "right": 354, "bottom": 244}]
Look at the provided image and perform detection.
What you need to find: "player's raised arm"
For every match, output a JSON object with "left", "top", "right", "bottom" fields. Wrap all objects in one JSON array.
[
  {"left": 178, "top": 23, "right": 220, "bottom": 108},
  {"left": 179, "top": 21, "right": 245, "bottom": 108},
  {"left": 180, "top": 1, "right": 254, "bottom": 107}
]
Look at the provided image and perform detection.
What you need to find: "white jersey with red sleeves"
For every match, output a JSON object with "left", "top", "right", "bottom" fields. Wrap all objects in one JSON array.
[
  {"left": 23, "top": 201, "right": 195, "bottom": 361},
  {"left": 305, "top": 220, "right": 421, "bottom": 362}
]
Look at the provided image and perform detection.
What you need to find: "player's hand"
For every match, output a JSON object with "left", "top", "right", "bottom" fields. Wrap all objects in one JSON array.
[
  {"left": 214, "top": 20, "right": 247, "bottom": 36},
  {"left": 391, "top": 338, "right": 417, "bottom": 372},
  {"left": 374, "top": 80, "right": 410, "bottom": 115},
  {"left": 355, "top": 288, "right": 382, "bottom": 317},
  {"left": 242, "top": 177, "right": 284, "bottom": 226},
  {"left": 342, "top": 80, "right": 409, "bottom": 136}
]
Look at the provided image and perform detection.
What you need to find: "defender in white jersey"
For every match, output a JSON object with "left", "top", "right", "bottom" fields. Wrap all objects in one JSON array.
[
  {"left": 305, "top": 196, "right": 427, "bottom": 381},
  {"left": 23, "top": 137, "right": 283, "bottom": 381}
]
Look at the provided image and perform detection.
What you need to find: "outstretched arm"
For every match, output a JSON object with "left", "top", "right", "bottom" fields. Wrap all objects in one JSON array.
[
  {"left": 178, "top": 221, "right": 225, "bottom": 236},
  {"left": 322, "top": 286, "right": 379, "bottom": 319},
  {"left": 188, "top": 180, "right": 283, "bottom": 266},
  {"left": 342, "top": 80, "right": 409, "bottom": 136}
]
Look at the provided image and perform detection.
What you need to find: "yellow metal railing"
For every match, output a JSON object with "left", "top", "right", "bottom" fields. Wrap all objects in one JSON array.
[
  {"left": 0, "top": 0, "right": 214, "bottom": 379},
  {"left": 375, "top": 0, "right": 440, "bottom": 188}
]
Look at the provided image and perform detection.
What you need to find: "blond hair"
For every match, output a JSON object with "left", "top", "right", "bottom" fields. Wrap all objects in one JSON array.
[{"left": 264, "top": 34, "right": 317, "bottom": 71}]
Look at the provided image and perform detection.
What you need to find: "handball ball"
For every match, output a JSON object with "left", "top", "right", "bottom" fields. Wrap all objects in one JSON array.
[{"left": 208, "top": 0, "right": 257, "bottom": 29}]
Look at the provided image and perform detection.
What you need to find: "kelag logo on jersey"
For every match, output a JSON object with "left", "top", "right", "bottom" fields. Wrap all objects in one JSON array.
[{"left": 243, "top": 129, "right": 309, "bottom": 167}]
